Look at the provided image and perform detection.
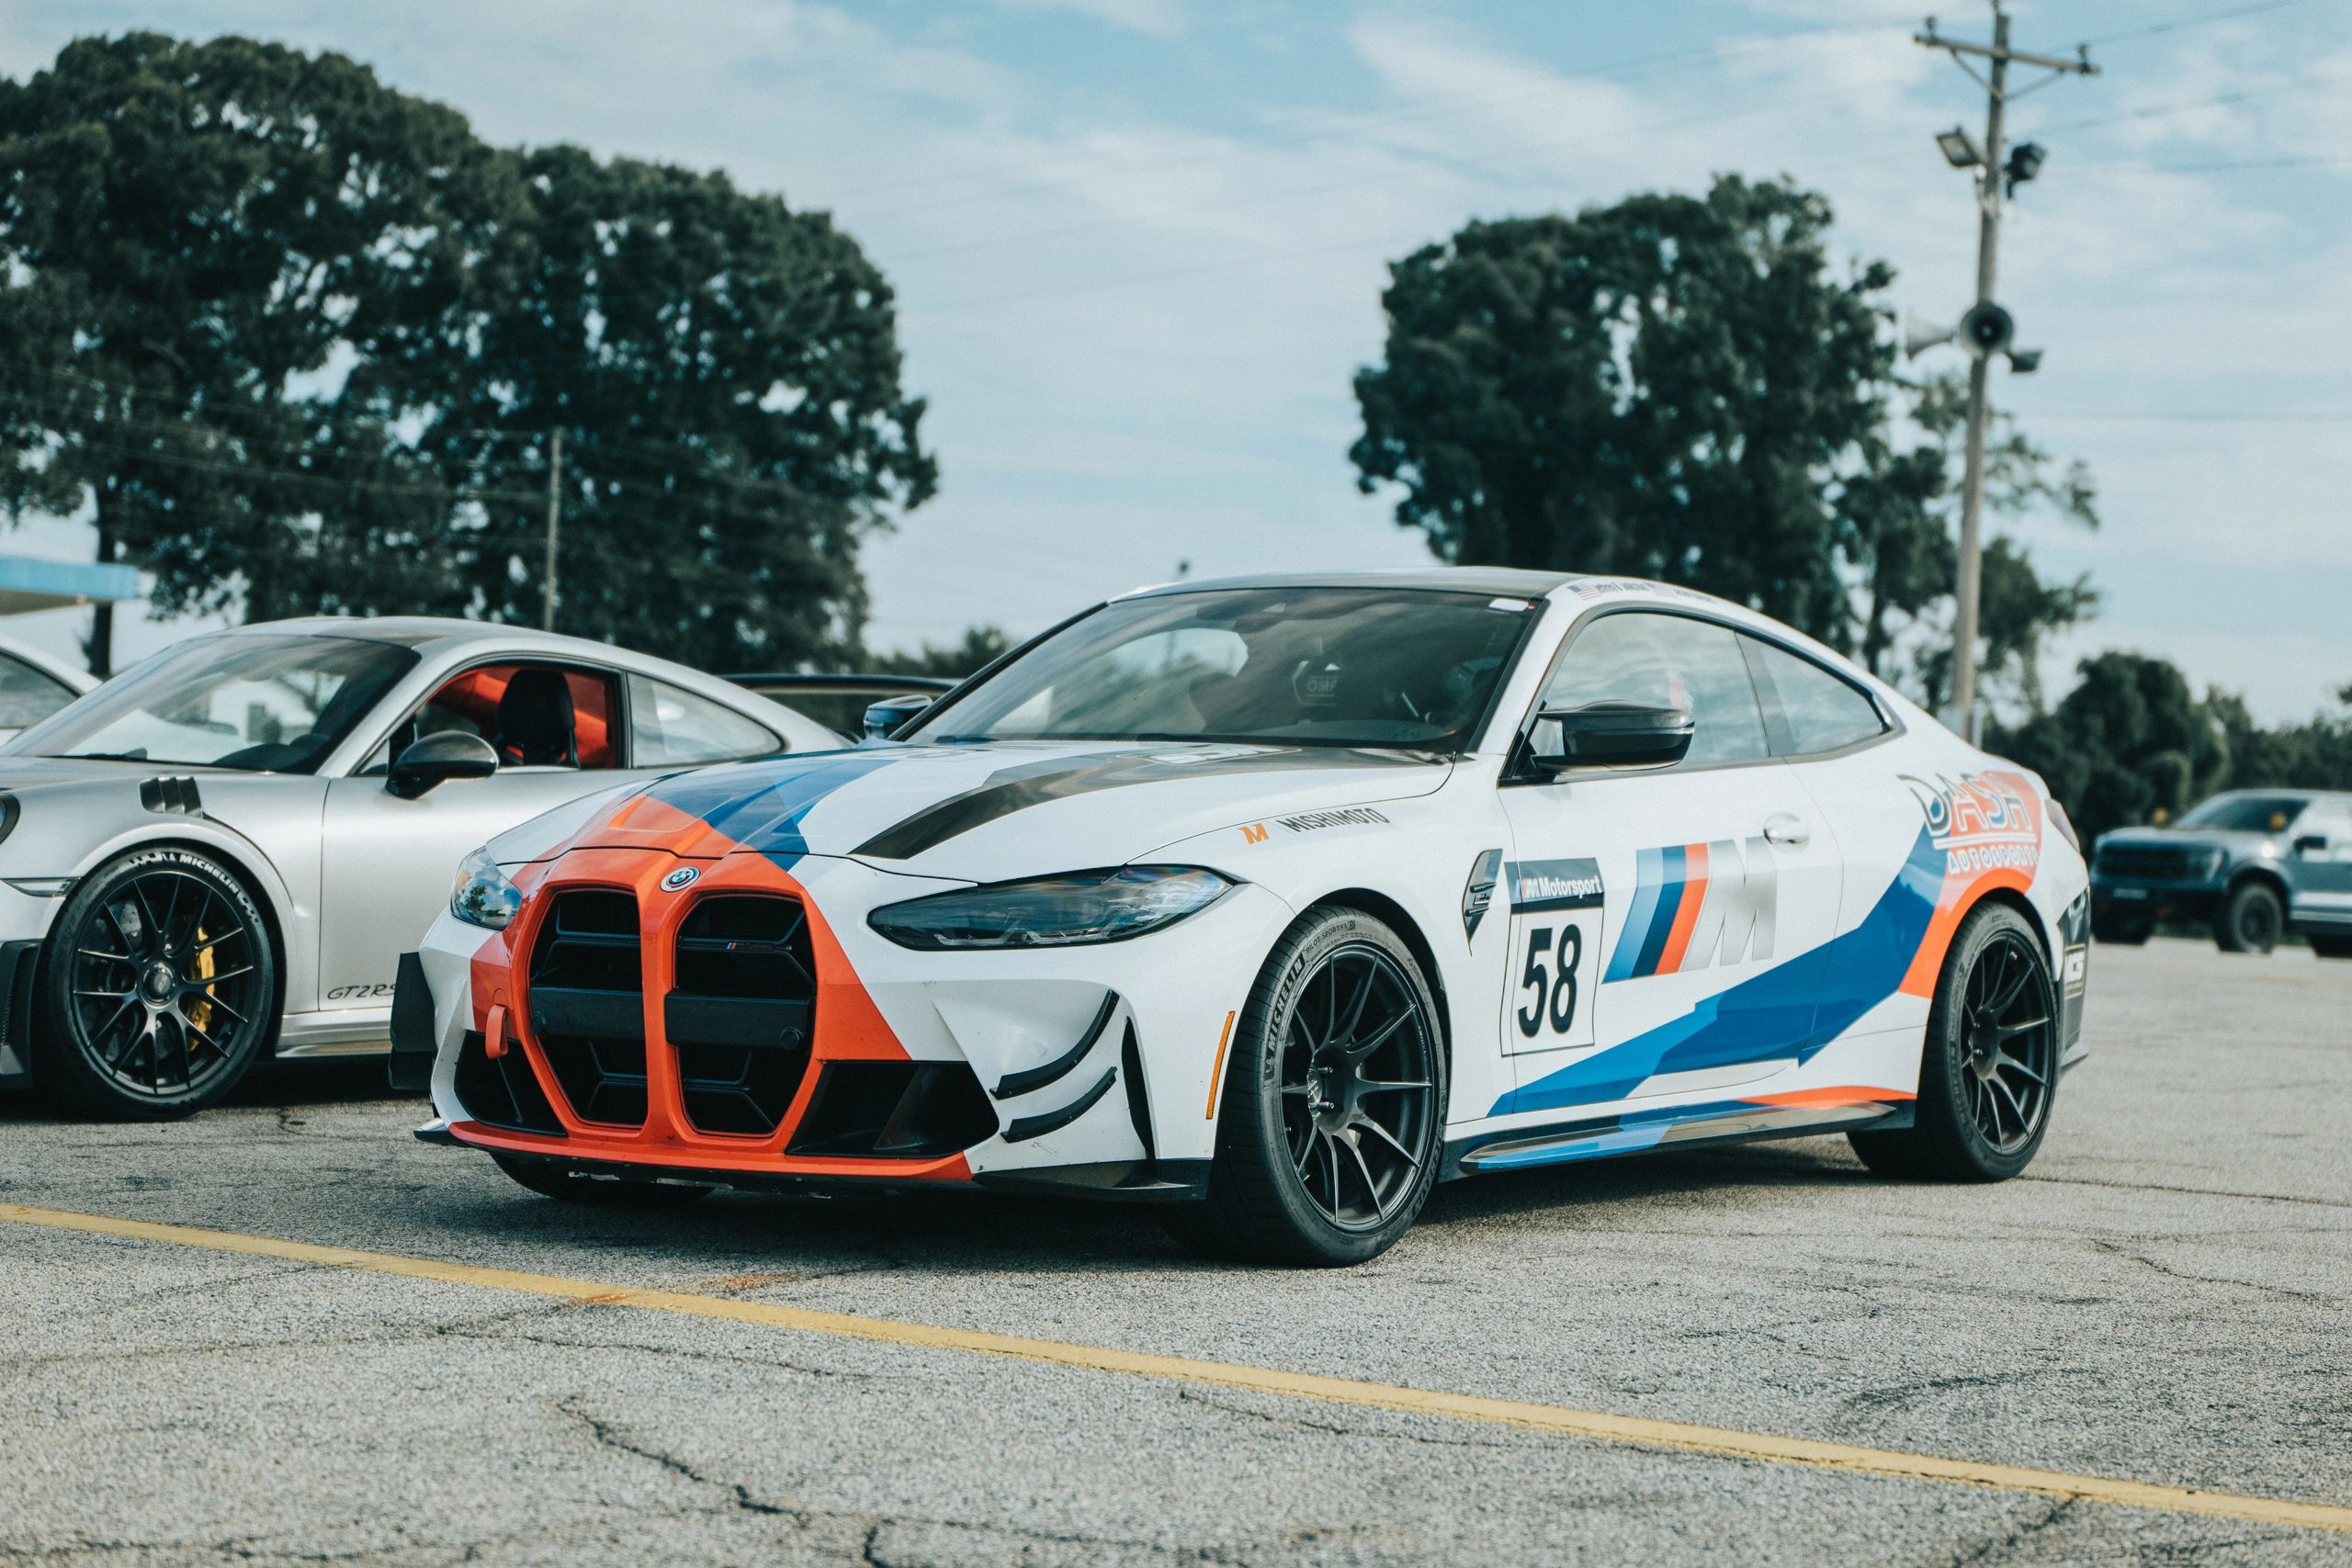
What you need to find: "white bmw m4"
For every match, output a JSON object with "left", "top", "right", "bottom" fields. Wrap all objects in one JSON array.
[{"left": 403, "top": 570, "right": 2091, "bottom": 1265}]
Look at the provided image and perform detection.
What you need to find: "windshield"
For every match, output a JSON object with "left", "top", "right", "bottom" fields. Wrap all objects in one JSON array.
[
  {"left": 12, "top": 634, "right": 420, "bottom": 773},
  {"left": 2177, "top": 795, "right": 2309, "bottom": 834},
  {"left": 912, "top": 586, "right": 1538, "bottom": 750}
]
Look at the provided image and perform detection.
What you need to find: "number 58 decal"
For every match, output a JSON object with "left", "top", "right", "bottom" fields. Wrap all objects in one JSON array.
[{"left": 1499, "top": 858, "right": 1604, "bottom": 1055}]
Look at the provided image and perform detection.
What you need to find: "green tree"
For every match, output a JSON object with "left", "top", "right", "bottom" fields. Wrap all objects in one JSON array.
[
  {"left": 351, "top": 144, "right": 936, "bottom": 672},
  {"left": 0, "top": 33, "right": 501, "bottom": 671},
  {"left": 0, "top": 34, "right": 934, "bottom": 677},
  {"left": 1351, "top": 176, "right": 1894, "bottom": 647},
  {"left": 1993, "top": 652, "right": 2229, "bottom": 842},
  {"left": 1351, "top": 182, "right": 2099, "bottom": 719}
]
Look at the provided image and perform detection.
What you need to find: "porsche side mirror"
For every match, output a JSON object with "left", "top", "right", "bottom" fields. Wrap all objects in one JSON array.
[
  {"left": 863, "top": 694, "right": 934, "bottom": 740},
  {"left": 389, "top": 731, "right": 501, "bottom": 799},
  {"left": 1530, "top": 701, "right": 1694, "bottom": 773},
  {"left": 2293, "top": 833, "right": 2328, "bottom": 855}
]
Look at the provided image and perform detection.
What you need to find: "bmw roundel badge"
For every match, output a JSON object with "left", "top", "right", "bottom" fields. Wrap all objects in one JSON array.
[{"left": 661, "top": 866, "right": 700, "bottom": 892}]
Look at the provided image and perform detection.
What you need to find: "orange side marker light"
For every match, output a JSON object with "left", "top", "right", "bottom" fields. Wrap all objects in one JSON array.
[{"left": 1204, "top": 1010, "right": 1238, "bottom": 1120}]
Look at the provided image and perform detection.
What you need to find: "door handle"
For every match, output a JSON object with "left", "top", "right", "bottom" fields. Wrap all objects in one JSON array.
[{"left": 1762, "top": 814, "right": 1811, "bottom": 848}]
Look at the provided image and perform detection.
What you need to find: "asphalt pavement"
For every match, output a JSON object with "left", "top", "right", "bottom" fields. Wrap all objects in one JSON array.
[{"left": 3, "top": 938, "right": 2347, "bottom": 1566}]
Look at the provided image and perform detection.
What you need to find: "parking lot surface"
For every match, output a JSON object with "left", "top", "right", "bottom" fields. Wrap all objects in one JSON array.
[{"left": 4, "top": 938, "right": 2348, "bottom": 1565}]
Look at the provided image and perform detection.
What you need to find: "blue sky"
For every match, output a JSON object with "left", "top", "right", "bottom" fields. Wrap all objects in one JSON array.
[{"left": 4, "top": 0, "right": 2348, "bottom": 719}]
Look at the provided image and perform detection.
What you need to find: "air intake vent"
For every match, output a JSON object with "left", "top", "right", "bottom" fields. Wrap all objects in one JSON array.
[
  {"left": 787, "top": 1062, "right": 996, "bottom": 1158},
  {"left": 453, "top": 1030, "right": 565, "bottom": 1137},
  {"left": 527, "top": 890, "right": 646, "bottom": 1129},
  {"left": 670, "top": 896, "right": 817, "bottom": 1136}
]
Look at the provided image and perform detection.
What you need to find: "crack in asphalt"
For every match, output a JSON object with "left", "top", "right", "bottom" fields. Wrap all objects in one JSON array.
[
  {"left": 552, "top": 1398, "right": 1324, "bottom": 1567},
  {"left": 2022, "top": 1173, "right": 2352, "bottom": 1212},
  {"left": 1942, "top": 1495, "right": 2081, "bottom": 1566},
  {"left": 2088, "top": 1239, "right": 2337, "bottom": 1303},
  {"left": 1171, "top": 1385, "right": 1534, "bottom": 1451},
  {"left": 559, "top": 1396, "right": 810, "bottom": 1522}
]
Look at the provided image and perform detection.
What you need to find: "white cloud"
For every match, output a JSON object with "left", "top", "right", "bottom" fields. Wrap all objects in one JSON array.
[{"left": 989, "top": 0, "right": 1185, "bottom": 39}]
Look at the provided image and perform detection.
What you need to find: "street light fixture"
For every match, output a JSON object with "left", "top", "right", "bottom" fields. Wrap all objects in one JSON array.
[{"left": 1936, "top": 125, "right": 1984, "bottom": 167}]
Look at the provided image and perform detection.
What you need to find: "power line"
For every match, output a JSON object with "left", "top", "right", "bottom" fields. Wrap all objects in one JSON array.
[{"left": 2082, "top": 0, "right": 2316, "bottom": 46}]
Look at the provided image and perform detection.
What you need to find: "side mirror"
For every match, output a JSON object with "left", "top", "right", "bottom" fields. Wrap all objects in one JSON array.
[
  {"left": 863, "top": 694, "right": 935, "bottom": 740},
  {"left": 388, "top": 731, "right": 500, "bottom": 799},
  {"left": 1531, "top": 701, "right": 1694, "bottom": 773},
  {"left": 2293, "top": 833, "right": 2328, "bottom": 855}
]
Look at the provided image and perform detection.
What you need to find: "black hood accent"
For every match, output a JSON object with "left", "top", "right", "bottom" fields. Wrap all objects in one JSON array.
[
  {"left": 139, "top": 776, "right": 204, "bottom": 817},
  {"left": 853, "top": 746, "right": 1421, "bottom": 862}
]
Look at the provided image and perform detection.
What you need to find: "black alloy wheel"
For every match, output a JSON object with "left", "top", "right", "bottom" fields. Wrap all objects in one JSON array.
[
  {"left": 40, "top": 847, "right": 277, "bottom": 1120},
  {"left": 1850, "top": 902, "right": 2057, "bottom": 1182},
  {"left": 1279, "top": 945, "right": 1438, "bottom": 1231},
  {"left": 1171, "top": 908, "right": 1445, "bottom": 1266},
  {"left": 1951, "top": 927, "right": 2056, "bottom": 1157},
  {"left": 2217, "top": 880, "right": 2284, "bottom": 955}
]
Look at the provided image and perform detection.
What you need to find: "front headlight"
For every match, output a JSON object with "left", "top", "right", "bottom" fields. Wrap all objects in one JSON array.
[
  {"left": 451, "top": 847, "right": 522, "bottom": 930},
  {"left": 867, "top": 865, "right": 1233, "bottom": 951}
]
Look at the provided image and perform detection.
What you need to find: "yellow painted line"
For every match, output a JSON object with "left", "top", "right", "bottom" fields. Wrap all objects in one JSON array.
[
  {"left": 6, "top": 1201, "right": 2349, "bottom": 1536},
  {"left": 1204, "top": 1010, "right": 1237, "bottom": 1119}
]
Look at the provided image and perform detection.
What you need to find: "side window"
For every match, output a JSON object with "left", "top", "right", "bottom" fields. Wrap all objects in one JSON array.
[
  {"left": 1743, "top": 637, "right": 1888, "bottom": 756},
  {"left": 1540, "top": 613, "right": 1770, "bottom": 766},
  {"left": 627, "top": 675, "right": 781, "bottom": 766},
  {"left": 0, "top": 654, "right": 78, "bottom": 729},
  {"left": 379, "top": 664, "right": 620, "bottom": 772},
  {"left": 2297, "top": 803, "right": 2351, "bottom": 846}
]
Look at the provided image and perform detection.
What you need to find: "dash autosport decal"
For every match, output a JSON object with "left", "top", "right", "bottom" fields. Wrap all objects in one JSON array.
[{"left": 1894, "top": 770, "right": 2042, "bottom": 998}]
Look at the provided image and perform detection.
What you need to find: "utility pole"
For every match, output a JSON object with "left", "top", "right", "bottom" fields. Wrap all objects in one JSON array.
[
  {"left": 541, "top": 427, "right": 563, "bottom": 632},
  {"left": 1915, "top": 6, "right": 2095, "bottom": 742}
]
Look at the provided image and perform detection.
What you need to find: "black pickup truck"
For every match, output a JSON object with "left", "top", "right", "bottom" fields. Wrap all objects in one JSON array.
[{"left": 2090, "top": 789, "right": 2352, "bottom": 955}]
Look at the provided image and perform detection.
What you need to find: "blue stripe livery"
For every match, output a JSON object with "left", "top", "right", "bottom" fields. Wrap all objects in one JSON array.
[{"left": 1494, "top": 828, "right": 1945, "bottom": 1117}]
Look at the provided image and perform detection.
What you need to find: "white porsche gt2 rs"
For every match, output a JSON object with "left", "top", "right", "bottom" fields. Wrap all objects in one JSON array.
[{"left": 403, "top": 570, "right": 2091, "bottom": 1265}]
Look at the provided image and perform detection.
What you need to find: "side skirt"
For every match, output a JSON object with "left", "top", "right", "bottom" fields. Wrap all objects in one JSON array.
[{"left": 1442, "top": 1095, "right": 1915, "bottom": 1180}]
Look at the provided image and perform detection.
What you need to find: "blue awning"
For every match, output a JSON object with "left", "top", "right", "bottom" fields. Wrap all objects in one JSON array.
[{"left": 0, "top": 555, "right": 140, "bottom": 615}]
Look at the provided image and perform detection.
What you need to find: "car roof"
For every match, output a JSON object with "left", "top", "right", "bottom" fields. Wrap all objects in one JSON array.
[
  {"left": 234, "top": 615, "right": 640, "bottom": 659},
  {"left": 1116, "top": 567, "right": 1585, "bottom": 600}
]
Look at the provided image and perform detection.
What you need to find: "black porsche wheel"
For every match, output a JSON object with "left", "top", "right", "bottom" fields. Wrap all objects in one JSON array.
[
  {"left": 1849, "top": 903, "right": 2056, "bottom": 1182},
  {"left": 491, "top": 1153, "right": 714, "bottom": 1207},
  {"left": 38, "top": 847, "right": 277, "bottom": 1121},
  {"left": 2215, "top": 880, "right": 2284, "bottom": 954},
  {"left": 1170, "top": 908, "right": 1445, "bottom": 1267}
]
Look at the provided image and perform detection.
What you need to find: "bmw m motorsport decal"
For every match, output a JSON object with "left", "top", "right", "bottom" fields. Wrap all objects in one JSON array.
[
  {"left": 1603, "top": 838, "right": 1776, "bottom": 981},
  {"left": 1501, "top": 857, "right": 1606, "bottom": 1054}
]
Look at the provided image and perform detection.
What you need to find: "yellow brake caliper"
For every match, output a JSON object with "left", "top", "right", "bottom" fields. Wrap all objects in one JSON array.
[{"left": 187, "top": 927, "right": 217, "bottom": 1036}]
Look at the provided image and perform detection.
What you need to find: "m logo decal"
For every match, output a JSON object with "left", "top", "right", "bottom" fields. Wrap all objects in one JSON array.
[
  {"left": 1240, "top": 822, "right": 1269, "bottom": 845},
  {"left": 1604, "top": 837, "right": 1777, "bottom": 981}
]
